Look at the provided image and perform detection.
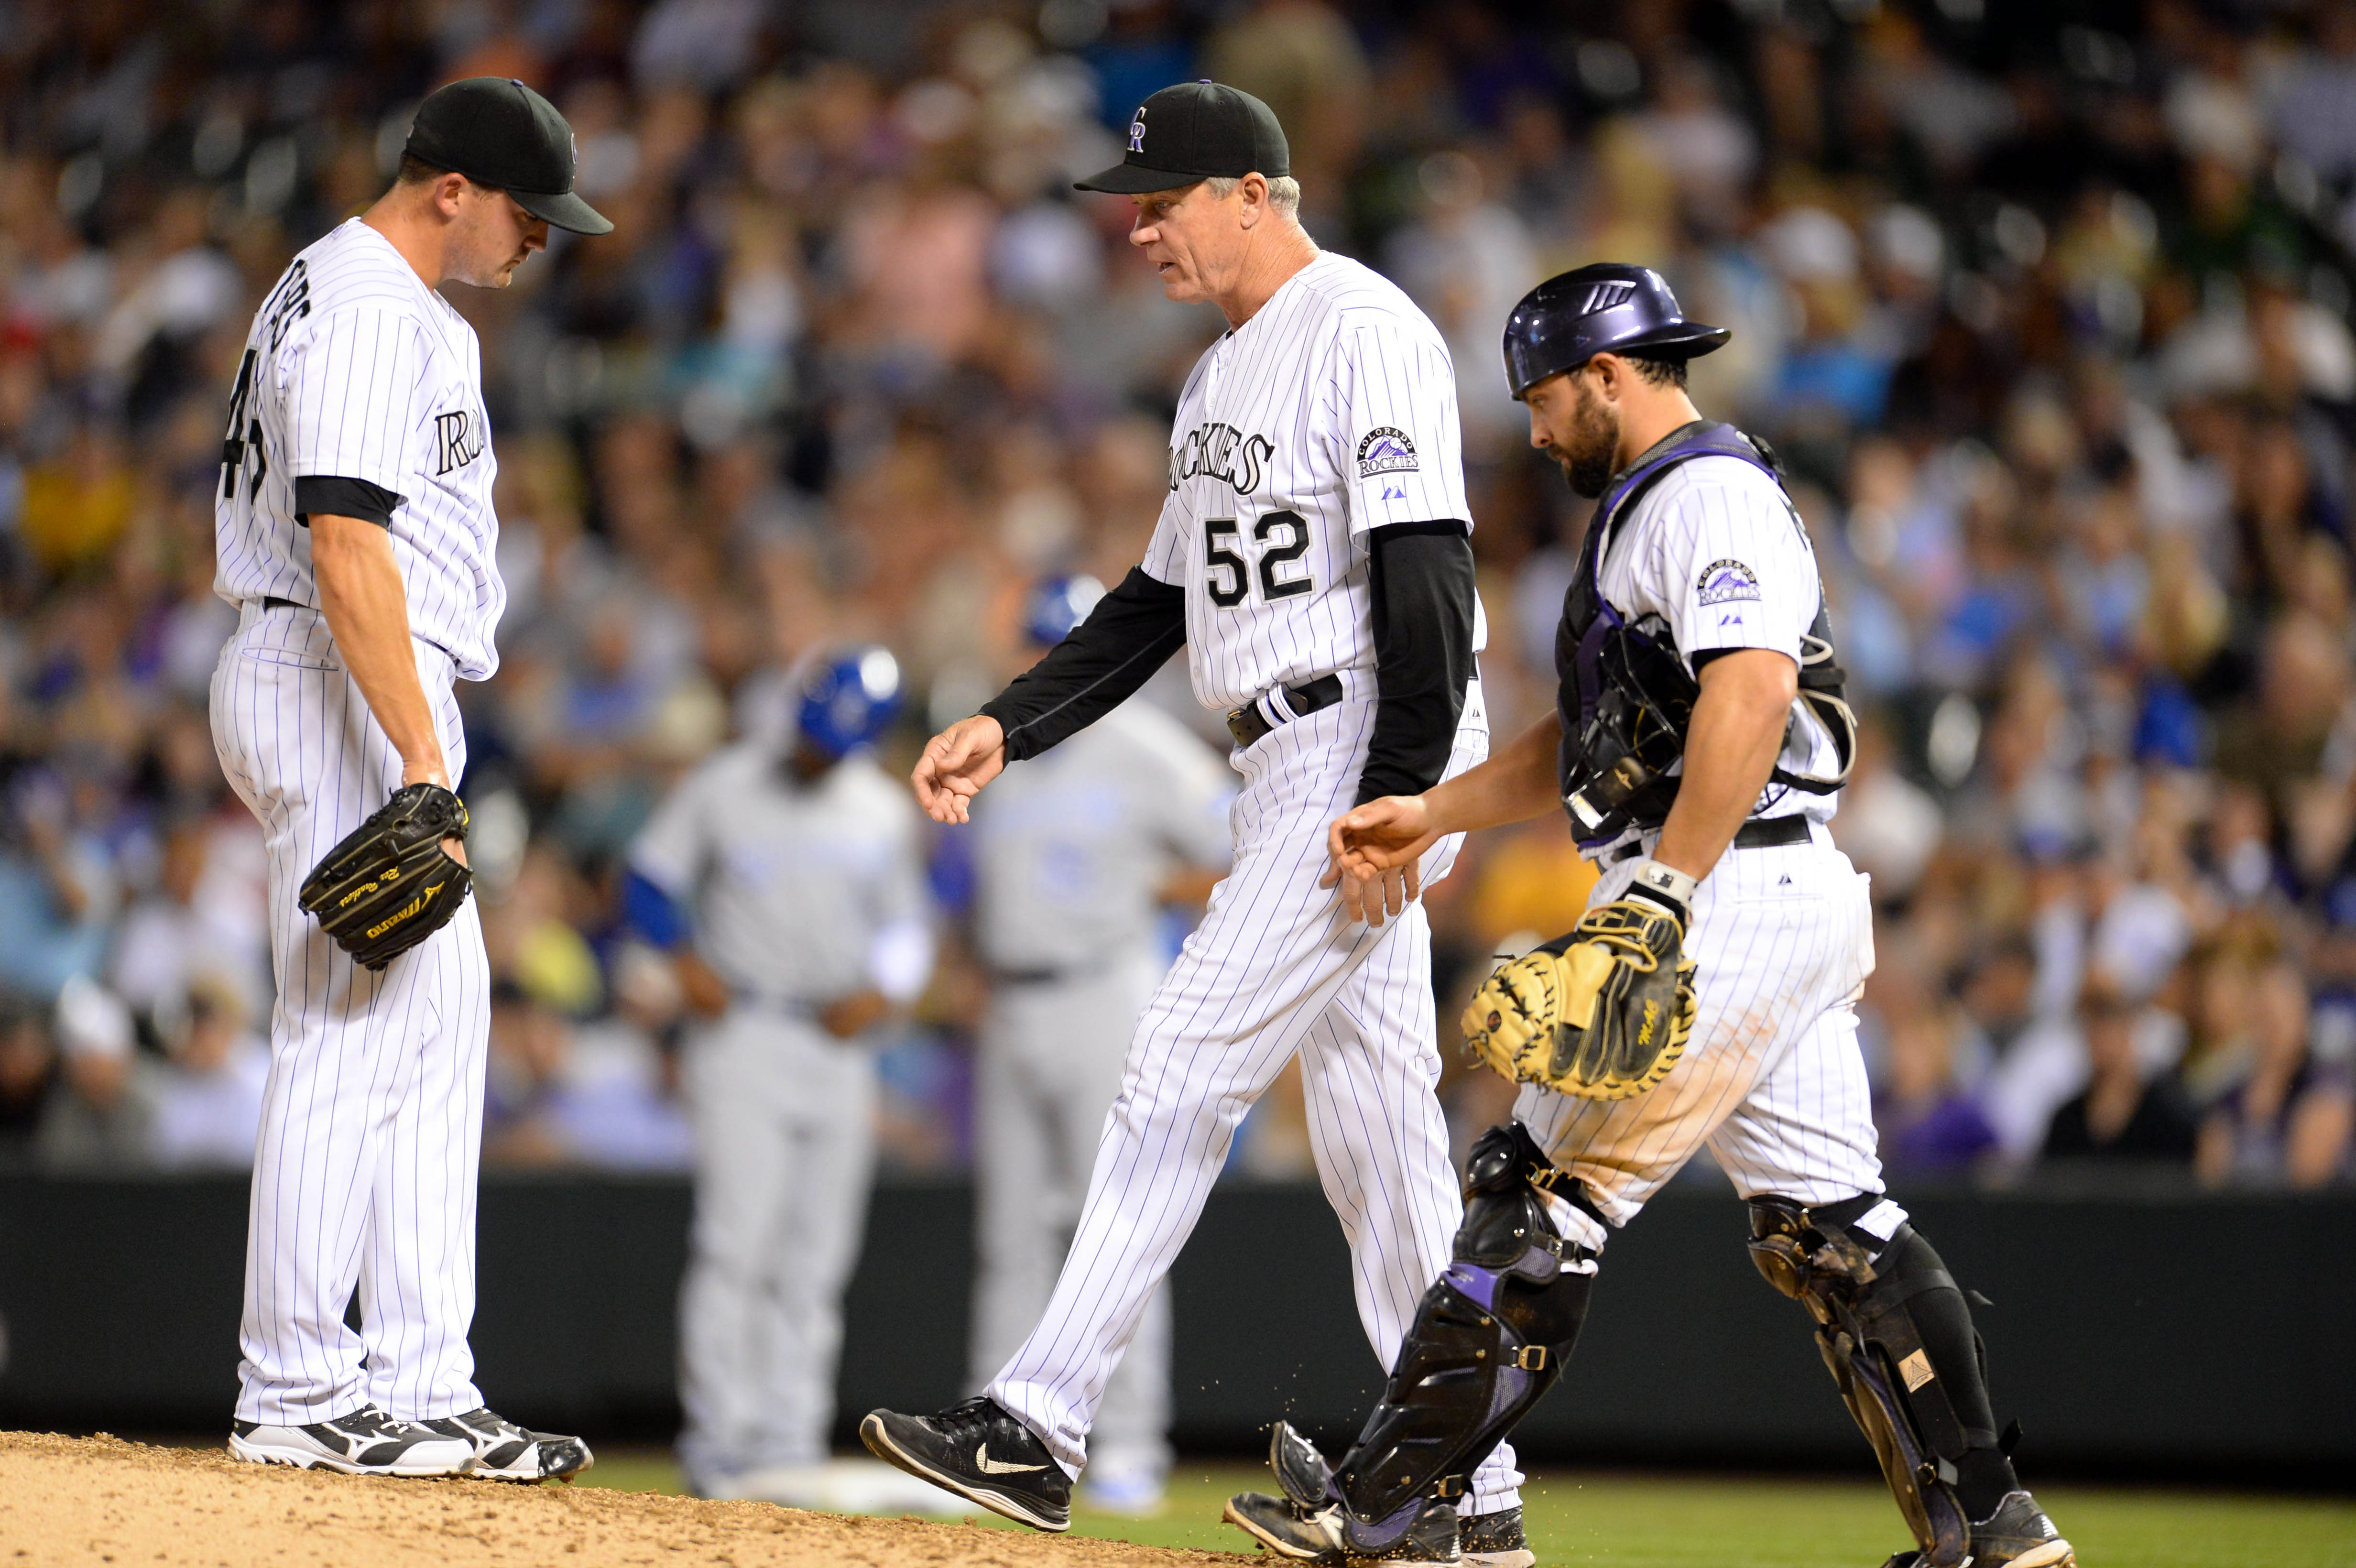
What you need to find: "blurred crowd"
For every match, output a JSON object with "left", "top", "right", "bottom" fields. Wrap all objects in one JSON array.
[{"left": 0, "top": 0, "right": 2352, "bottom": 1191}]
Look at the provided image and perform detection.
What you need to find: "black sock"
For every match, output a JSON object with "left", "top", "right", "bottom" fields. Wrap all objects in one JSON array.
[{"left": 1953, "top": 1448, "right": 2020, "bottom": 1522}]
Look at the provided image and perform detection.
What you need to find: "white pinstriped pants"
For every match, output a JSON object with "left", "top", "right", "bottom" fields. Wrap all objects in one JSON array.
[
  {"left": 987, "top": 677, "right": 1525, "bottom": 1514},
  {"left": 1520, "top": 824, "right": 1886, "bottom": 1244},
  {"left": 211, "top": 601, "right": 489, "bottom": 1425}
]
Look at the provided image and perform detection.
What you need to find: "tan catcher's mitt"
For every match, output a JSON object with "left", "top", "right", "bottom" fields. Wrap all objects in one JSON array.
[
  {"left": 1461, "top": 889, "right": 1697, "bottom": 1101},
  {"left": 298, "top": 783, "right": 474, "bottom": 971}
]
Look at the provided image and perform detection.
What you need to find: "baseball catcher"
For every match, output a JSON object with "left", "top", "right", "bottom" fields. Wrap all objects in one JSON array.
[
  {"left": 1225, "top": 267, "right": 2071, "bottom": 1568},
  {"left": 299, "top": 783, "right": 474, "bottom": 971}
]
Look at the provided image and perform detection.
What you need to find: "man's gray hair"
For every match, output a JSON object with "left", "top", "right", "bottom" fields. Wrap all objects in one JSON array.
[{"left": 1205, "top": 174, "right": 1302, "bottom": 218}]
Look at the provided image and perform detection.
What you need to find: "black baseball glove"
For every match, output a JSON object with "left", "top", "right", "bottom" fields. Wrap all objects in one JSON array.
[{"left": 298, "top": 783, "right": 473, "bottom": 971}]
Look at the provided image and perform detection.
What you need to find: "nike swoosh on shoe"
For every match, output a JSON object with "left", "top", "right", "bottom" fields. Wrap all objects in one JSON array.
[{"left": 975, "top": 1442, "right": 1047, "bottom": 1475}]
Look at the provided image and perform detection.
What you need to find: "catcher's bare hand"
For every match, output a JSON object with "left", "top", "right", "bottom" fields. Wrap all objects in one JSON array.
[
  {"left": 1322, "top": 794, "right": 1441, "bottom": 926},
  {"left": 912, "top": 715, "right": 1007, "bottom": 825}
]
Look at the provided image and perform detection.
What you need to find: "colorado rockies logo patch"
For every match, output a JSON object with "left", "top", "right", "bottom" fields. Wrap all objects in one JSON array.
[
  {"left": 1696, "top": 558, "right": 1762, "bottom": 605},
  {"left": 1356, "top": 427, "right": 1418, "bottom": 479},
  {"left": 1129, "top": 106, "right": 1146, "bottom": 154}
]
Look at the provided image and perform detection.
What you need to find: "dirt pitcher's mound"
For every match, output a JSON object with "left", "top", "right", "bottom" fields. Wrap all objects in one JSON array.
[{"left": 0, "top": 1433, "right": 1250, "bottom": 1568}]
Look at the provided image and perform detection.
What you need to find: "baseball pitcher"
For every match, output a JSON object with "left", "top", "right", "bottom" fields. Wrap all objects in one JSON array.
[{"left": 209, "top": 79, "right": 609, "bottom": 1478}]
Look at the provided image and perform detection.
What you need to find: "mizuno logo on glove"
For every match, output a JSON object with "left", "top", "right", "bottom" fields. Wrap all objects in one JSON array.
[{"left": 298, "top": 783, "right": 474, "bottom": 972}]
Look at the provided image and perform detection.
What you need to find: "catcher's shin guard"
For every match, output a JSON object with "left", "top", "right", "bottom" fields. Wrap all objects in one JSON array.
[
  {"left": 1748, "top": 1196, "right": 2010, "bottom": 1568},
  {"left": 1332, "top": 1125, "right": 1595, "bottom": 1539}
]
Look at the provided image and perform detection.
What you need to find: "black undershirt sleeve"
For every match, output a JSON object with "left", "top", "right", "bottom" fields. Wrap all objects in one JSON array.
[
  {"left": 979, "top": 566, "right": 1188, "bottom": 762},
  {"left": 294, "top": 475, "right": 404, "bottom": 528},
  {"left": 1356, "top": 519, "right": 1477, "bottom": 805}
]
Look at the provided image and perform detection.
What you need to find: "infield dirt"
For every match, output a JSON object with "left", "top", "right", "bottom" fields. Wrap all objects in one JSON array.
[{"left": 0, "top": 1433, "right": 1250, "bottom": 1568}]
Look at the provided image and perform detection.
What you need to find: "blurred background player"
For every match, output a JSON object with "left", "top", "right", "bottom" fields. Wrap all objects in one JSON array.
[
  {"left": 625, "top": 646, "right": 937, "bottom": 1508},
  {"left": 965, "top": 574, "right": 1235, "bottom": 1516}
]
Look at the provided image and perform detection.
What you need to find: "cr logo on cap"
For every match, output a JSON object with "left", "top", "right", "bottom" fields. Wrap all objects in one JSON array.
[{"left": 1128, "top": 106, "right": 1146, "bottom": 154}]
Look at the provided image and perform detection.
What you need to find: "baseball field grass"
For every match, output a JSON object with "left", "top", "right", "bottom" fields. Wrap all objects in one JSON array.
[{"left": 580, "top": 1453, "right": 2356, "bottom": 1568}]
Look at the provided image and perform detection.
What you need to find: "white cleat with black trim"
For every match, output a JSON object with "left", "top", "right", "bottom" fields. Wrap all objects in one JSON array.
[
  {"left": 229, "top": 1404, "right": 474, "bottom": 1476},
  {"left": 422, "top": 1407, "right": 594, "bottom": 1481}
]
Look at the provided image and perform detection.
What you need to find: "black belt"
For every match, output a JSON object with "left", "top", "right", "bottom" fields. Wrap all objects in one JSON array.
[
  {"left": 1734, "top": 815, "right": 1813, "bottom": 849},
  {"left": 1605, "top": 815, "right": 1812, "bottom": 864},
  {"left": 1227, "top": 674, "right": 1345, "bottom": 749}
]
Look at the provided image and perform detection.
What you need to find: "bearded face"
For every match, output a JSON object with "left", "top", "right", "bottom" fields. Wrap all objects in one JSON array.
[
  {"left": 1556, "top": 370, "right": 1622, "bottom": 499},
  {"left": 1528, "top": 369, "right": 1625, "bottom": 499}
]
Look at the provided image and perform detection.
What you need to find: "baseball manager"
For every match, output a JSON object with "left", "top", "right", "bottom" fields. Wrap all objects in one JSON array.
[{"left": 862, "top": 80, "right": 1531, "bottom": 1565}]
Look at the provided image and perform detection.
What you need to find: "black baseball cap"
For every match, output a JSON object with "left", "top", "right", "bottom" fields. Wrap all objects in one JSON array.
[
  {"left": 404, "top": 76, "right": 613, "bottom": 235},
  {"left": 1074, "top": 80, "right": 1290, "bottom": 195}
]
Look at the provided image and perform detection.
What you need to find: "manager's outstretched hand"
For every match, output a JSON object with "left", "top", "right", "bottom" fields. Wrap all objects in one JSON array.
[
  {"left": 913, "top": 714, "right": 1008, "bottom": 824},
  {"left": 1323, "top": 793, "right": 1445, "bottom": 927}
]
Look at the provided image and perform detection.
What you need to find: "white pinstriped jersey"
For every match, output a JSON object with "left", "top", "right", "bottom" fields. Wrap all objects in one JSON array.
[
  {"left": 1142, "top": 252, "right": 1487, "bottom": 712},
  {"left": 1596, "top": 453, "right": 1841, "bottom": 832},
  {"left": 212, "top": 219, "right": 505, "bottom": 679}
]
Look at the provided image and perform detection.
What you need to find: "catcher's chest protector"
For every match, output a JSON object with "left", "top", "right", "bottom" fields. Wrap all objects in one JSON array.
[{"left": 1552, "top": 421, "right": 1856, "bottom": 848}]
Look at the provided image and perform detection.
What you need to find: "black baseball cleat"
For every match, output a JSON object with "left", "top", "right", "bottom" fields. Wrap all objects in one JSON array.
[
  {"left": 1880, "top": 1491, "right": 2073, "bottom": 1568},
  {"left": 1237, "top": 1421, "right": 1346, "bottom": 1561},
  {"left": 229, "top": 1403, "right": 473, "bottom": 1476},
  {"left": 423, "top": 1407, "right": 594, "bottom": 1481},
  {"left": 1269, "top": 1420, "right": 1338, "bottom": 1508},
  {"left": 859, "top": 1397, "right": 1071, "bottom": 1531},
  {"left": 1227, "top": 1490, "right": 1349, "bottom": 1560},
  {"left": 1225, "top": 1492, "right": 1465, "bottom": 1568},
  {"left": 1246, "top": 1423, "right": 1528, "bottom": 1567},
  {"left": 1348, "top": 1498, "right": 1463, "bottom": 1567},
  {"left": 1459, "top": 1504, "right": 1536, "bottom": 1568},
  {"left": 1228, "top": 1492, "right": 1525, "bottom": 1568}
]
